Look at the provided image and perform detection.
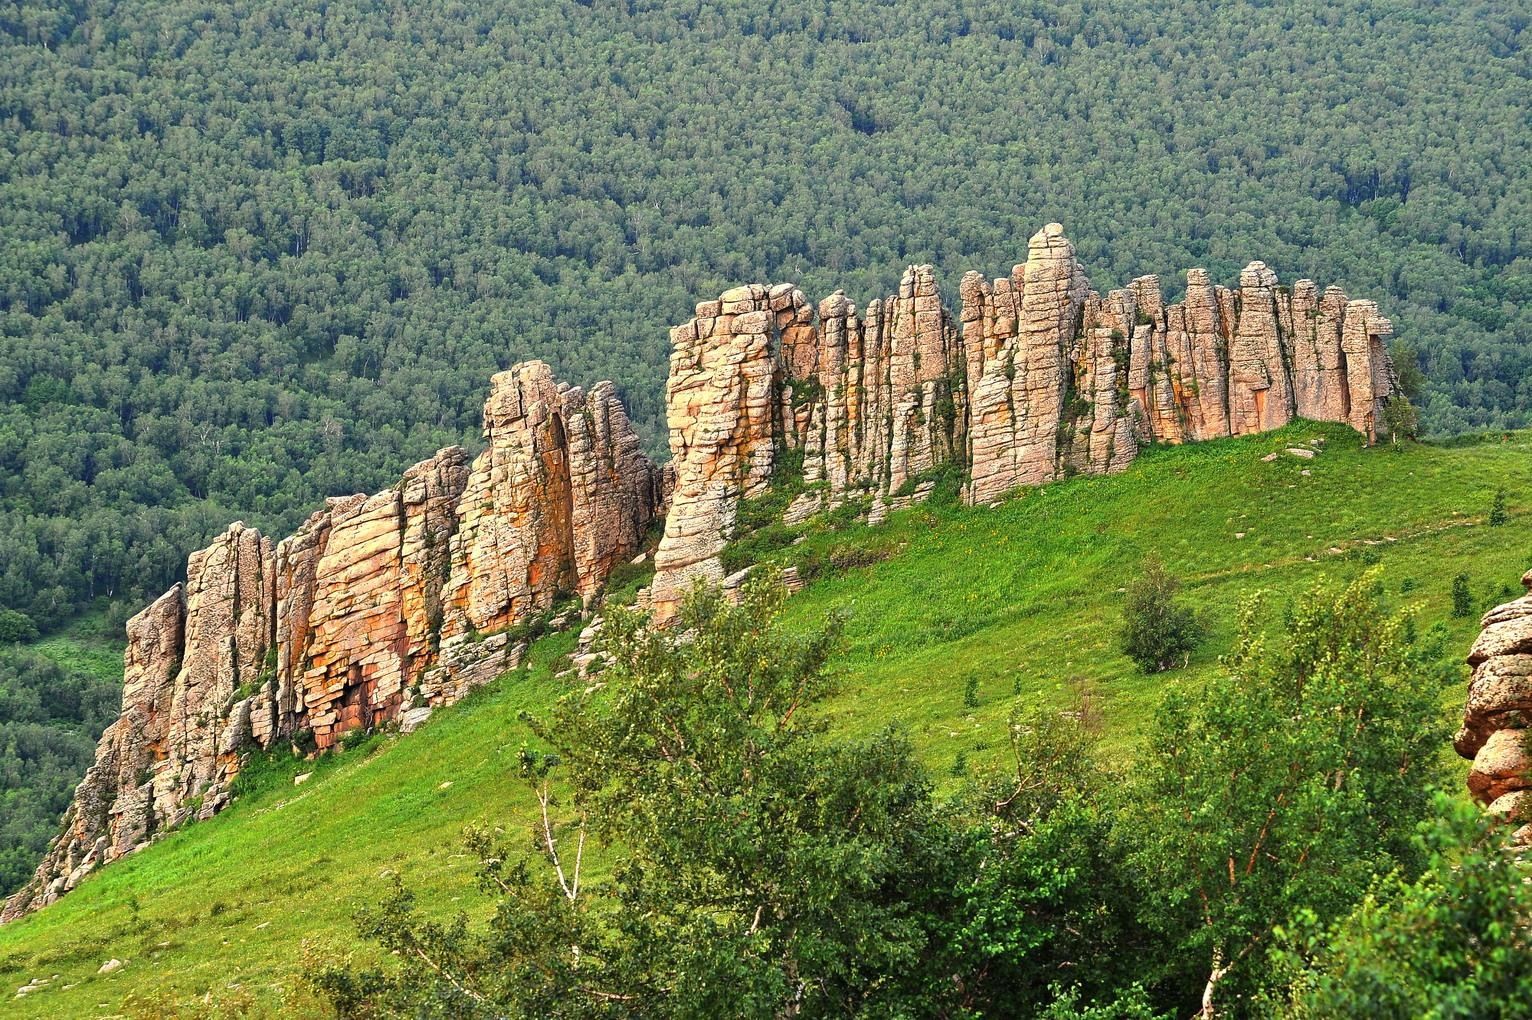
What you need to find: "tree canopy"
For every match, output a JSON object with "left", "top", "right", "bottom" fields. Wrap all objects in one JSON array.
[{"left": 2, "top": 0, "right": 1529, "bottom": 632}]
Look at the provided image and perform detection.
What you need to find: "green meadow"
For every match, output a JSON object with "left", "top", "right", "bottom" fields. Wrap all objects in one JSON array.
[{"left": 2, "top": 422, "right": 1529, "bottom": 1018}]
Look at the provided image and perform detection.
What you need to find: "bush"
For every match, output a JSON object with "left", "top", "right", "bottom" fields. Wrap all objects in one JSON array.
[
  {"left": 1119, "top": 555, "right": 1204, "bottom": 673},
  {"left": 0, "top": 609, "right": 38, "bottom": 644},
  {"left": 1451, "top": 574, "right": 1474, "bottom": 618},
  {"left": 1489, "top": 488, "right": 1508, "bottom": 526},
  {"left": 1382, "top": 395, "right": 1419, "bottom": 444}
]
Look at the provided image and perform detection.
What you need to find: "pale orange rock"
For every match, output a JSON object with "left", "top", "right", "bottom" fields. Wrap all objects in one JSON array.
[
  {"left": 440, "top": 362, "right": 577, "bottom": 640},
  {"left": 1458, "top": 571, "right": 1532, "bottom": 814},
  {"left": 650, "top": 287, "right": 780, "bottom": 623},
  {"left": 9, "top": 363, "right": 653, "bottom": 921}
]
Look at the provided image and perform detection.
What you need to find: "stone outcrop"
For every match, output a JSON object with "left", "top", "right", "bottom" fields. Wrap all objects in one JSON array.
[
  {"left": 1457, "top": 571, "right": 1532, "bottom": 844},
  {"left": 11, "top": 224, "right": 1402, "bottom": 918},
  {"left": 5, "top": 362, "right": 657, "bottom": 921},
  {"left": 651, "top": 223, "right": 1399, "bottom": 619},
  {"left": 648, "top": 286, "right": 783, "bottom": 618}
]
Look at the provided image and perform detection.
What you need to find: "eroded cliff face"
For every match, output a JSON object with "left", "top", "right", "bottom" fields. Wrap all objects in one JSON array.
[
  {"left": 10, "top": 224, "right": 1401, "bottom": 917},
  {"left": 651, "top": 223, "right": 1399, "bottom": 621},
  {"left": 4, "top": 363, "right": 657, "bottom": 921},
  {"left": 1457, "top": 572, "right": 1532, "bottom": 845}
]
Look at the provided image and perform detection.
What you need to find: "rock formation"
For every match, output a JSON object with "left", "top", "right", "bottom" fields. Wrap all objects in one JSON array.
[
  {"left": 1457, "top": 571, "right": 1532, "bottom": 844},
  {"left": 4, "top": 362, "right": 657, "bottom": 921},
  {"left": 651, "top": 223, "right": 1399, "bottom": 620},
  {"left": 10, "top": 224, "right": 1403, "bottom": 917}
]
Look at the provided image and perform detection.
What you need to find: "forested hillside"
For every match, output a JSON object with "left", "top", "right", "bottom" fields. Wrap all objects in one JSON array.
[{"left": 2, "top": 0, "right": 1528, "bottom": 632}]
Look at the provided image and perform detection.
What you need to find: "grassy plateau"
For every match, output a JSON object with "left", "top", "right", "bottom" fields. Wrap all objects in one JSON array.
[{"left": 2, "top": 422, "right": 1530, "bottom": 1017}]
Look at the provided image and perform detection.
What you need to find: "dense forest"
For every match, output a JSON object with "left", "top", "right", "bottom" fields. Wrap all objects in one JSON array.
[
  {"left": 0, "top": 643, "right": 117, "bottom": 894},
  {"left": 1, "top": 0, "right": 1528, "bottom": 633}
]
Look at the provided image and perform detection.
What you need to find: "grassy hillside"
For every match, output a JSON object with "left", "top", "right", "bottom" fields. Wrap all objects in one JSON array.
[{"left": 1, "top": 423, "right": 1529, "bottom": 1017}]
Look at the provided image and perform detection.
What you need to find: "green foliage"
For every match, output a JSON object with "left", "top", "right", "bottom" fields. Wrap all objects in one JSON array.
[
  {"left": 1489, "top": 487, "right": 1508, "bottom": 526},
  {"left": 2, "top": 0, "right": 1528, "bottom": 643},
  {"left": 1451, "top": 573, "right": 1473, "bottom": 617},
  {"left": 963, "top": 673, "right": 981, "bottom": 709},
  {"left": 319, "top": 578, "right": 970, "bottom": 1017},
  {"left": 6, "top": 428, "right": 1532, "bottom": 1015},
  {"left": 0, "top": 610, "right": 38, "bottom": 644},
  {"left": 948, "top": 707, "right": 1154, "bottom": 1014},
  {"left": 1123, "top": 574, "right": 1450, "bottom": 1015},
  {"left": 1118, "top": 554, "right": 1204, "bottom": 672},
  {"left": 0, "top": 639, "right": 120, "bottom": 896},
  {"left": 1383, "top": 396, "right": 1421, "bottom": 444},
  {"left": 1270, "top": 797, "right": 1532, "bottom": 1019},
  {"left": 720, "top": 448, "right": 809, "bottom": 574}
]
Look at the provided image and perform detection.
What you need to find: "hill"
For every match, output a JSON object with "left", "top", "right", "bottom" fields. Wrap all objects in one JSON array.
[
  {"left": 3, "top": 0, "right": 1529, "bottom": 639},
  {"left": 0, "top": 422, "right": 1527, "bottom": 1017}
]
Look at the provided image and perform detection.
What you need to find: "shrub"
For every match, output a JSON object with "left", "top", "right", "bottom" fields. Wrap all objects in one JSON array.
[
  {"left": 1489, "top": 487, "right": 1508, "bottom": 526},
  {"left": 1451, "top": 574, "right": 1474, "bottom": 618},
  {"left": 0, "top": 609, "right": 38, "bottom": 643},
  {"left": 1382, "top": 396, "right": 1419, "bottom": 444},
  {"left": 1119, "top": 555, "right": 1204, "bottom": 673}
]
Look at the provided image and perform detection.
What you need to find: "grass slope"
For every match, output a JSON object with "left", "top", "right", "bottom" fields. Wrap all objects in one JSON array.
[{"left": 2, "top": 423, "right": 1530, "bottom": 1017}]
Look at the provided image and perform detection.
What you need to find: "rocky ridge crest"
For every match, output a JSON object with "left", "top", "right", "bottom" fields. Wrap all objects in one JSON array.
[
  {"left": 651, "top": 223, "right": 1398, "bottom": 621},
  {"left": 9, "top": 224, "right": 1399, "bottom": 919},
  {"left": 4, "top": 362, "right": 660, "bottom": 920}
]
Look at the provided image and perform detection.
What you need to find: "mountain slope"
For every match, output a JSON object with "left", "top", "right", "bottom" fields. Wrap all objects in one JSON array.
[
  {"left": 1, "top": 423, "right": 1529, "bottom": 1016},
  {"left": 4, "top": 0, "right": 1529, "bottom": 638}
]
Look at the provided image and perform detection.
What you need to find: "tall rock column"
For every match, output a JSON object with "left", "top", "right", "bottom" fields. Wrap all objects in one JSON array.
[
  {"left": 1065, "top": 290, "right": 1139, "bottom": 475},
  {"left": 565, "top": 381, "right": 661, "bottom": 604},
  {"left": 885, "top": 265, "right": 964, "bottom": 494},
  {"left": 439, "top": 362, "right": 578, "bottom": 639},
  {"left": 1340, "top": 300, "right": 1396, "bottom": 441},
  {"left": 962, "top": 266, "right": 1025, "bottom": 504},
  {"left": 650, "top": 287, "right": 781, "bottom": 623},
  {"left": 1227, "top": 262, "right": 1297, "bottom": 434},
  {"left": 1125, "top": 276, "right": 1186, "bottom": 444},
  {"left": 1289, "top": 281, "right": 1347, "bottom": 423},
  {"left": 157, "top": 523, "right": 274, "bottom": 821},
  {"left": 964, "top": 224, "right": 1091, "bottom": 502},
  {"left": 1161, "top": 268, "right": 1233, "bottom": 441},
  {"left": 1457, "top": 571, "right": 1532, "bottom": 844}
]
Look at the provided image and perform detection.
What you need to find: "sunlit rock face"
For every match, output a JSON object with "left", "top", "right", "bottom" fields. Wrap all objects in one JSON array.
[
  {"left": 1458, "top": 572, "right": 1532, "bottom": 845},
  {"left": 651, "top": 223, "right": 1398, "bottom": 616},
  {"left": 5, "top": 364, "right": 656, "bottom": 921}
]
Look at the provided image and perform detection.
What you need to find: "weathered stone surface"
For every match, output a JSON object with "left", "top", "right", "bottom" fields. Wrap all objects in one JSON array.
[
  {"left": 440, "top": 362, "right": 578, "bottom": 639},
  {"left": 566, "top": 381, "right": 661, "bottom": 605},
  {"left": 1459, "top": 570, "right": 1532, "bottom": 841},
  {"left": 159, "top": 522, "right": 274, "bottom": 821},
  {"left": 964, "top": 225, "right": 1094, "bottom": 502},
  {"left": 650, "top": 288, "right": 780, "bottom": 623},
  {"left": 8, "top": 363, "right": 653, "bottom": 921},
  {"left": 1162, "top": 268, "right": 1233, "bottom": 440},
  {"left": 1458, "top": 575, "right": 1532, "bottom": 815},
  {"left": 653, "top": 224, "right": 1399, "bottom": 616},
  {"left": 1339, "top": 299, "right": 1397, "bottom": 442},
  {"left": 12, "top": 225, "right": 1398, "bottom": 921}
]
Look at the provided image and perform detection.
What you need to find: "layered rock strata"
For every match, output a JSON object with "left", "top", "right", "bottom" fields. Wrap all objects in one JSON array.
[
  {"left": 5, "top": 362, "right": 657, "bottom": 920},
  {"left": 651, "top": 223, "right": 1399, "bottom": 621},
  {"left": 1457, "top": 572, "right": 1532, "bottom": 844},
  {"left": 12, "top": 223, "right": 1401, "bottom": 916}
]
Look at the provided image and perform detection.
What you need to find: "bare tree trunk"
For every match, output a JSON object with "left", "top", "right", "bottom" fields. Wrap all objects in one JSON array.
[{"left": 1198, "top": 948, "right": 1228, "bottom": 1019}]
